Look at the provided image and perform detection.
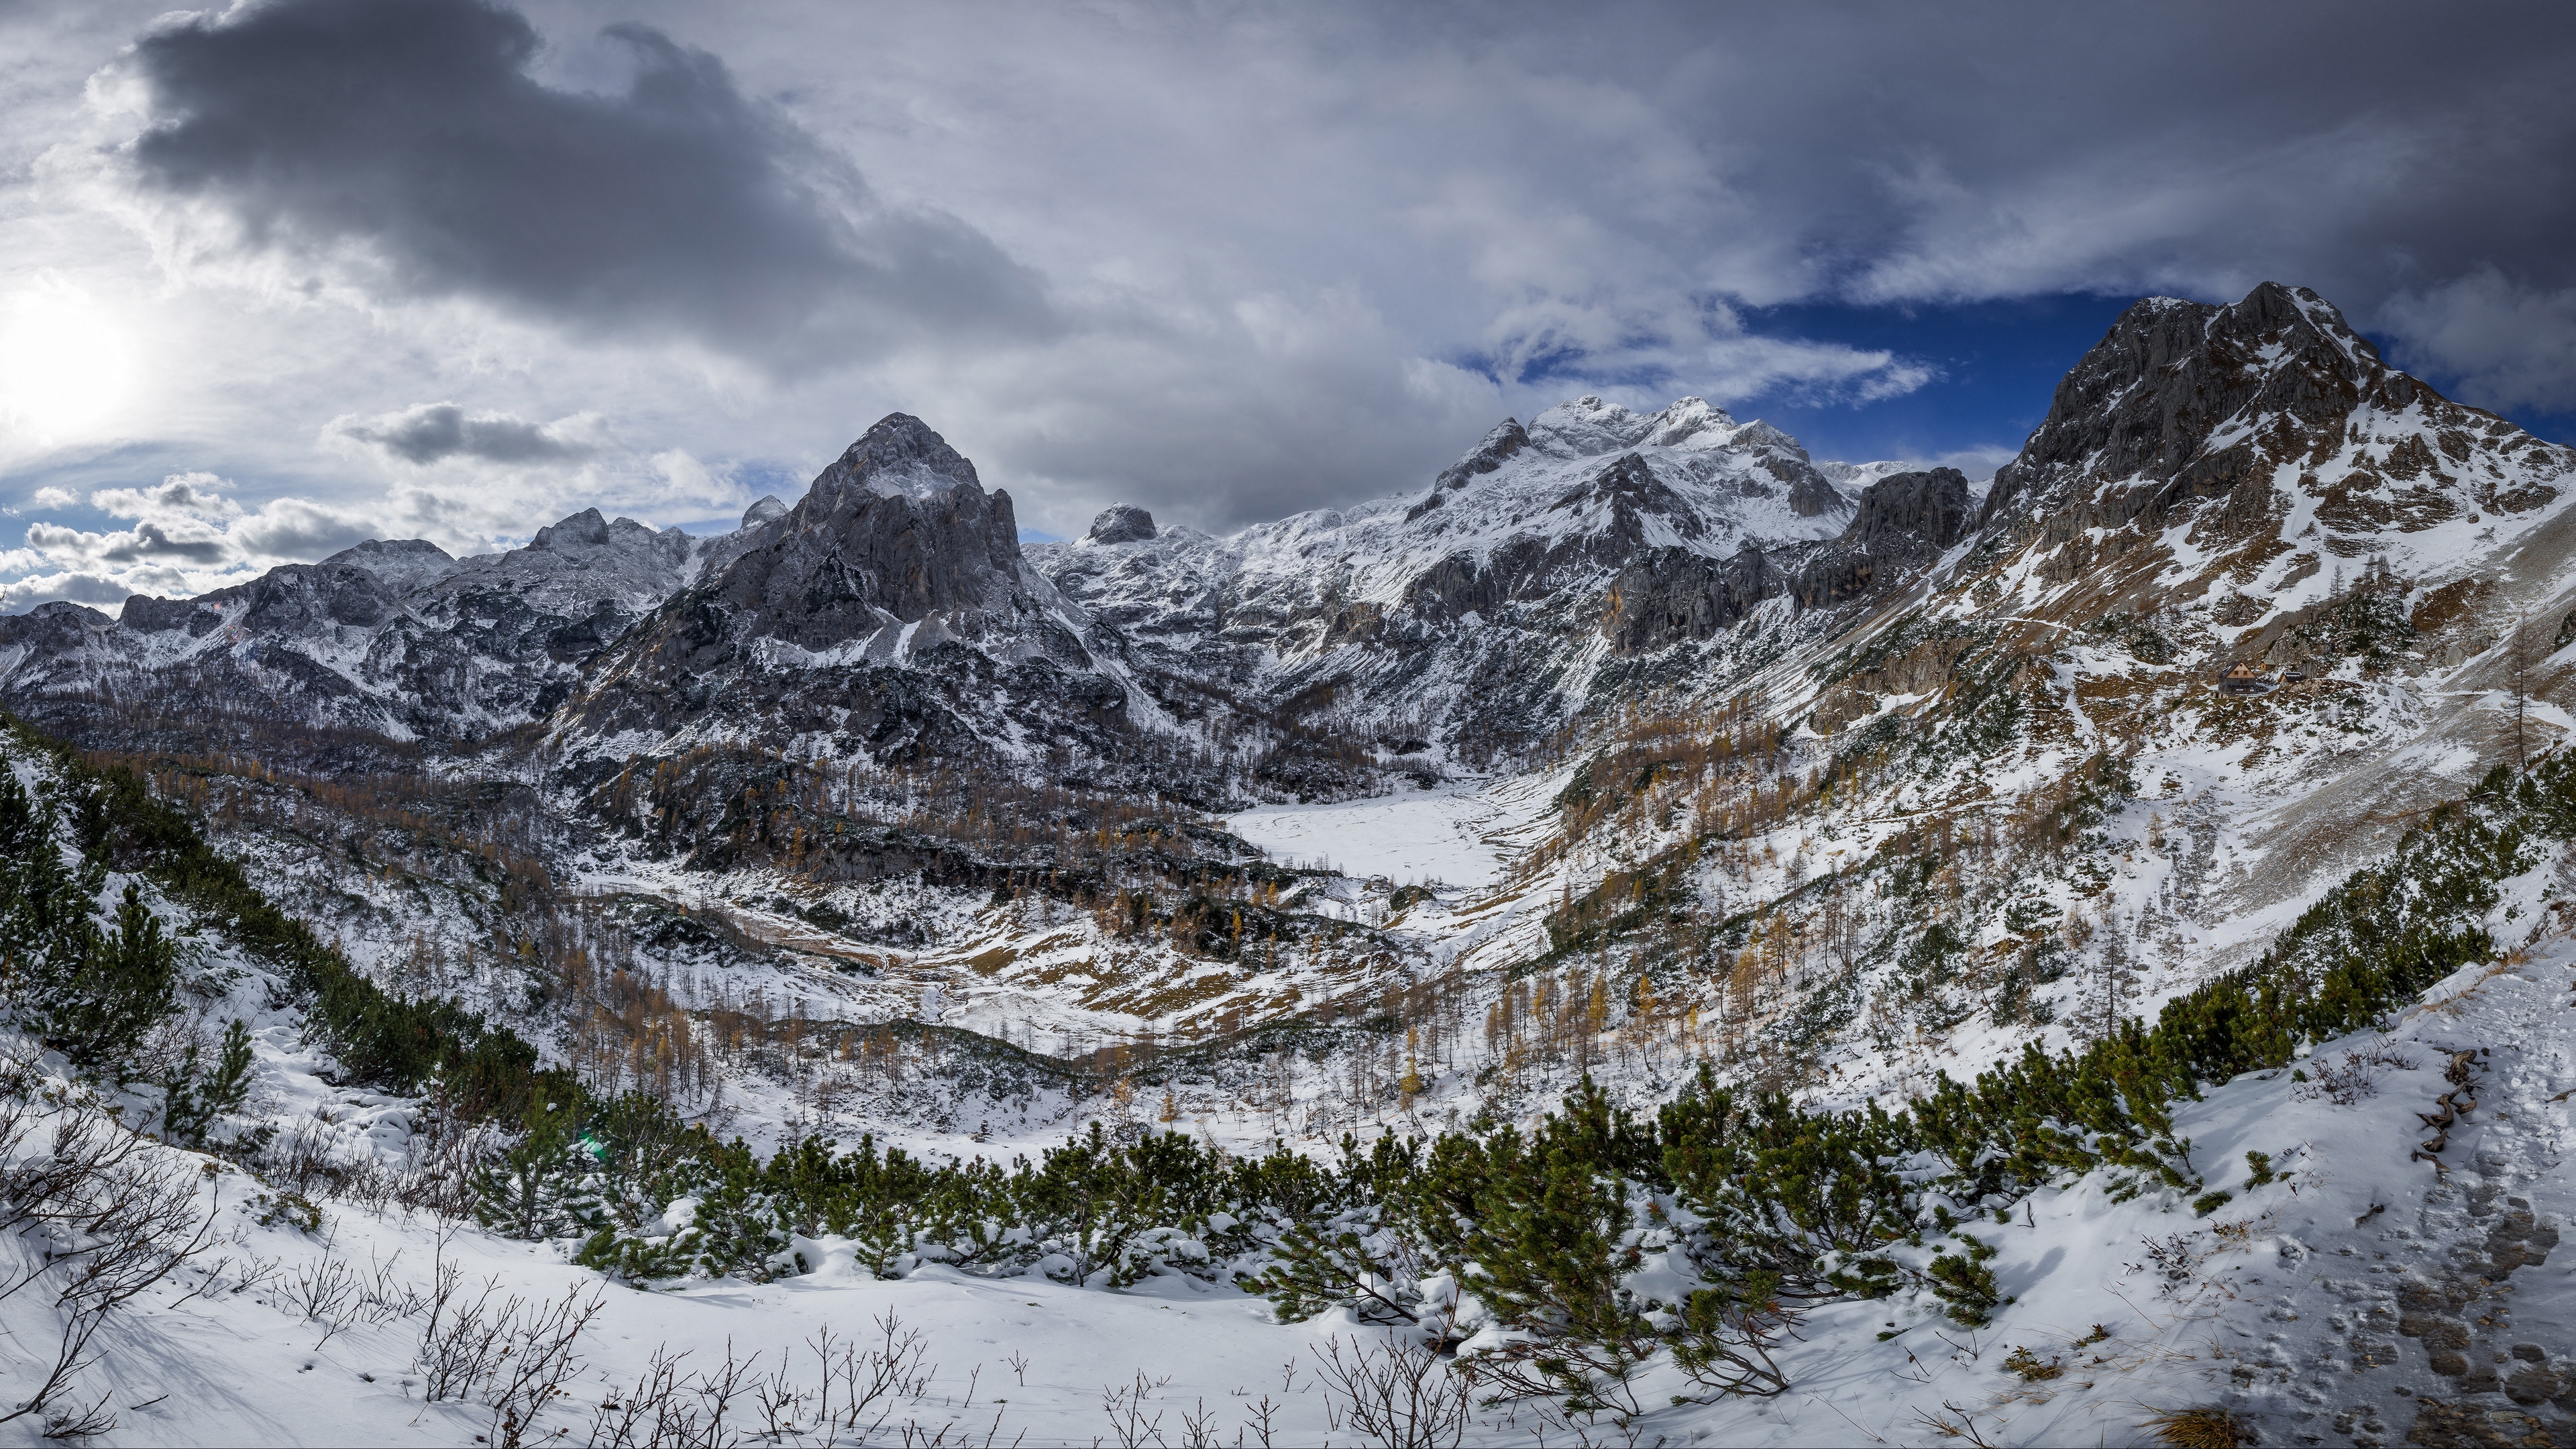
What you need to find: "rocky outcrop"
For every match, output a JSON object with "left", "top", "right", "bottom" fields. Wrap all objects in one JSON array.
[
  {"left": 1983, "top": 283, "right": 2339, "bottom": 527},
  {"left": 1087, "top": 505, "right": 1158, "bottom": 545},
  {"left": 1847, "top": 468, "right": 1973, "bottom": 557},
  {"left": 680, "top": 414, "right": 1035, "bottom": 653},
  {"left": 1599, "top": 548, "right": 1777, "bottom": 653},
  {"left": 1793, "top": 468, "right": 1973, "bottom": 608}
]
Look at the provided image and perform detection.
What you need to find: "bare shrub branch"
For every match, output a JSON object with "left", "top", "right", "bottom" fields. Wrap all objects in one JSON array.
[{"left": 1311, "top": 1334, "right": 1472, "bottom": 1449}]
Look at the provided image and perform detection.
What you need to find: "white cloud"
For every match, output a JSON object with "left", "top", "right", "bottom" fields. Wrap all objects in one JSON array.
[
  {"left": 0, "top": 570, "right": 144, "bottom": 610},
  {"left": 646, "top": 449, "right": 745, "bottom": 509},
  {"left": 89, "top": 469, "right": 243, "bottom": 521},
  {"left": 2379, "top": 268, "right": 2576, "bottom": 417},
  {"left": 9, "top": 469, "right": 425, "bottom": 604},
  {"left": 28, "top": 486, "right": 77, "bottom": 508}
]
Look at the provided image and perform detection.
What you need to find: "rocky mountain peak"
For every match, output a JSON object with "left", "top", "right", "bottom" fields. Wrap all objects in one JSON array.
[
  {"left": 1425, "top": 419, "right": 1532, "bottom": 498},
  {"left": 1971, "top": 279, "right": 2571, "bottom": 614},
  {"left": 317, "top": 538, "right": 458, "bottom": 594},
  {"left": 741, "top": 496, "right": 790, "bottom": 530},
  {"left": 1646, "top": 396, "right": 1737, "bottom": 447},
  {"left": 527, "top": 508, "right": 691, "bottom": 569},
  {"left": 552, "top": 415, "right": 1114, "bottom": 777},
  {"left": 686, "top": 426, "right": 1023, "bottom": 651},
  {"left": 1087, "top": 505, "right": 1158, "bottom": 545},
  {"left": 812, "top": 412, "right": 985, "bottom": 502},
  {"left": 1984, "top": 280, "right": 2410, "bottom": 527}
]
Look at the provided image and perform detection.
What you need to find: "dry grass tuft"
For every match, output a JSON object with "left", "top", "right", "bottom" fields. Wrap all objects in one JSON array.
[{"left": 2144, "top": 1406, "right": 2249, "bottom": 1449}]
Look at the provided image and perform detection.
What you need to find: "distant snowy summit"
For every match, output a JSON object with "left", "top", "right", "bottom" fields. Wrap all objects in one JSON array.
[{"left": 1030, "top": 392, "right": 1977, "bottom": 748}]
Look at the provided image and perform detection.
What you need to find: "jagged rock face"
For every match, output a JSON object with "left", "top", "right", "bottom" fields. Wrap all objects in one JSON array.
[
  {"left": 1087, "top": 505, "right": 1157, "bottom": 544},
  {"left": 1790, "top": 468, "right": 1974, "bottom": 608},
  {"left": 1595, "top": 470, "right": 1974, "bottom": 653},
  {"left": 1982, "top": 282, "right": 2355, "bottom": 524},
  {"left": 1847, "top": 468, "right": 1972, "bottom": 557},
  {"left": 692, "top": 415, "right": 1031, "bottom": 651},
  {"left": 1599, "top": 548, "right": 1778, "bottom": 654},
  {"left": 1983, "top": 282, "right": 2568, "bottom": 559}
]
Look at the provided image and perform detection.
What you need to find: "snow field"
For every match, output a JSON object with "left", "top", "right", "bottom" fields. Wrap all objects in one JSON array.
[{"left": 1222, "top": 774, "right": 1552, "bottom": 889}]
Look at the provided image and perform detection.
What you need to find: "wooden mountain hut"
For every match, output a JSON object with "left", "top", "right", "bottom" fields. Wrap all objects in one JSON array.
[{"left": 2218, "top": 661, "right": 2271, "bottom": 695}]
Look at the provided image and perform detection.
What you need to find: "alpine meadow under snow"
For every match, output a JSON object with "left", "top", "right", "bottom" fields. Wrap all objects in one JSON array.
[{"left": 5, "top": 280, "right": 2576, "bottom": 1449}]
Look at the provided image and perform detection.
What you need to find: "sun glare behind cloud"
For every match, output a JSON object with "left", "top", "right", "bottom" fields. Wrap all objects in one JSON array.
[{"left": 0, "top": 280, "right": 138, "bottom": 447}]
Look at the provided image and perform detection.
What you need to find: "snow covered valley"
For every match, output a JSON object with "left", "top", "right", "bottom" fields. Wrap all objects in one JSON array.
[
  {"left": 11, "top": 879, "right": 2569, "bottom": 1448},
  {"left": 6, "top": 722, "right": 2575, "bottom": 1448}
]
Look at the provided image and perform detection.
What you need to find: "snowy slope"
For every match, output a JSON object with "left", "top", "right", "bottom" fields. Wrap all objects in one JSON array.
[{"left": 10, "top": 857, "right": 2565, "bottom": 1448}]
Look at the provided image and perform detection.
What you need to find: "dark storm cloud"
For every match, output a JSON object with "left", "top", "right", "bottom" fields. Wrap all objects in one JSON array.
[
  {"left": 95, "top": 520, "right": 227, "bottom": 564},
  {"left": 334, "top": 402, "right": 590, "bottom": 465},
  {"left": 1460, "top": 3, "right": 2576, "bottom": 407},
  {"left": 124, "top": 0, "right": 1051, "bottom": 370}
]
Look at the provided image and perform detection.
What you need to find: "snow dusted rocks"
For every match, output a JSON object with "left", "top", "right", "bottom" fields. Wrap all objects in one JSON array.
[
  {"left": 1086, "top": 504, "right": 1158, "bottom": 544},
  {"left": 1981, "top": 280, "right": 2572, "bottom": 581},
  {"left": 1597, "top": 545, "right": 1779, "bottom": 653},
  {"left": 0, "top": 506, "right": 718, "bottom": 752}
]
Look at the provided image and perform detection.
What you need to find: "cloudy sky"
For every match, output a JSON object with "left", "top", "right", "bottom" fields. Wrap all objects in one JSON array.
[{"left": 1, "top": 0, "right": 2572, "bottom": 611}]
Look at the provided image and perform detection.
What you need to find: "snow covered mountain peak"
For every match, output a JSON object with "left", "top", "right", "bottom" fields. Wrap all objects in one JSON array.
[
  {"left": 1377, "top": 394, "right": 1851, "bottom": 565},
  {"left": 1523, "top": 394, "right": 1660, "bottom": 456},
  {"left": 1023, "top": 394, "right": 1951, "bottom": 754},
  {"left": 1962, "top": 278, "right": 2576, "bottom": 653},
  {"left": 1520, "top": 394, "right": 1808, "bottom": 462}
]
